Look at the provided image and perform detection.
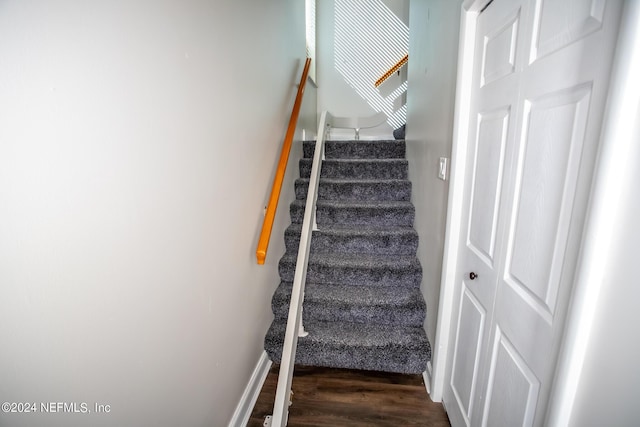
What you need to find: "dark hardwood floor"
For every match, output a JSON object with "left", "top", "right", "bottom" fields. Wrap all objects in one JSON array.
[{"left": 248, "top": 365, "right": 451, "bottom": 427}]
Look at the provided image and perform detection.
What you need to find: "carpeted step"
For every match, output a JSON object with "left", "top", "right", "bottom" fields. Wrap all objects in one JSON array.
[
  {"left": 284, "top": 224, "right": 418, "bottom": 256},
  {"left": 278, "top": 252, "right": 422, "bottom": 288},
  {"left": 299, "top": 159, "right": 408, "bottom": 180},
  {"left": 295, "top": 178, "right": 411, "bottom": 201},
  {"left": 265, "top": 319, "right": 430, "bottom": 374},
  {"left": 266, "top": 137, "right": 431, "bottom": 375},
  {"left": 290, "top": 199, "right": 415, "bottom": 227},
  {"left": 303, "top": 140, "right": 406, "bottom": 159},
  {"left": 272, "top": 281, "right": 426, "bottom": 327}
]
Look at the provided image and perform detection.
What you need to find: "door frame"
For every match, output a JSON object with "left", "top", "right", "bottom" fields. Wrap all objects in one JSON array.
[
  {"left": 431, "top": 1, "right": 634, "bottom": 422},
  {"left": 429, "top": 0, "right": 489, "bottom": 402}
]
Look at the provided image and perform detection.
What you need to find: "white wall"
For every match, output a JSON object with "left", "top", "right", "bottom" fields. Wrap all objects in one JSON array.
[
  {"left": 0, "top": 1, "right": 315, "bottom": 426},
  {"left": 561, "top": 2, "right": 640, "bottom": 425},
  {"left": 316, "top": 0, "right": 408, "bottom": 139},
  {"left": 568, "top": 157, "right": 640, "bottom": 427},
  {"left": 405, "top": 0, "right": 463, "bottom": 346}
]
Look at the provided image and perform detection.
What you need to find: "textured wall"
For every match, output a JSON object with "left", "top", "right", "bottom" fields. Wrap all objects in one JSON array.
[
  {"left": 405, "top": 0, "right": 463, "bottom": 346},
  {"left": 0, "top": 1, "right": 314, "bottom": 426}
]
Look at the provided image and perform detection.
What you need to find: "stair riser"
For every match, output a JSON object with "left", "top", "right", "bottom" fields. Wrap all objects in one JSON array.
[
  {"left": 295, "top": 180, "right": 411, "bottom": 201},
  {"left": 290, "top": 204, "right": 415, "bottom": 227},
  {"left": 299, "top": 159, "right": 408, "bottom": 180},
  {"left": 303, "top": 140, "right": 406, "bottom": 159},
  {"left": 279, "top": 259, "right": 422, "bottom": 288},
  {"left": 284, "top": 229, "right": 418, "bottom": 256}
]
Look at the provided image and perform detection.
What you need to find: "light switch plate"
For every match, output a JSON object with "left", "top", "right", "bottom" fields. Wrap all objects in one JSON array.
[{"left": 438, "top": 157, "right": 449, "bottom": 181}]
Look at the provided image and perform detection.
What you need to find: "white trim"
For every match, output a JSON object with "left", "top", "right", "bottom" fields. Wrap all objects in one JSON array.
[
  {"left": 430, "top": 1, "right": 480, "bottom": 402},
  {"left": 270, "top": 111, "right": 331, "bottom": 427},
  {"left": 545, "top": 2, "right": 640, "bottom": 425},
  {"left": 423, "top": 361, "right": 433, "bottom": 395},
  {"left": 228, "top": 351, "right": 273, "bottom": 427}
]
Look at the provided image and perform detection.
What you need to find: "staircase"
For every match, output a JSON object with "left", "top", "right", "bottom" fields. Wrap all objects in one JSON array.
[{"left": 264, "top": 139, "right": 430, "bottom": 374}]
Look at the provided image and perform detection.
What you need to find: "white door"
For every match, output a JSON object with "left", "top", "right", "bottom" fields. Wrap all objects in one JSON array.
[{"left": 443, "top": 0, "right": 623, "bottom": 426}]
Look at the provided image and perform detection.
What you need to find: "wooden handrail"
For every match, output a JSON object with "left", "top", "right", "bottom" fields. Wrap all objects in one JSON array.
[
  {"left": 256, "top": 58, "right": 312, "bottom": 265},
  {"left": 374, "top": 54, "right": 408, "bottom": 87}
]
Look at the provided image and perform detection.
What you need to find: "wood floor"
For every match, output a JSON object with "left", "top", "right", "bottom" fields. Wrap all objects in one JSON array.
[{"left": 248, "top": 365, "right": 451, "bottom": 427}]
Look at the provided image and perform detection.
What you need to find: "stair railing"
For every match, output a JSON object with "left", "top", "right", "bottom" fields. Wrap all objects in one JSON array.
[
  {"left": 374, "top": 54, "right": 408, "bottom": 87},
  {"left": 257, "top": 58, "right": 312, "bottom": 265},
  {"left": 268, "top": 110, "right": 332, "bottom": 427},
  {"left": 331, "top": 112, "right": 387, "bottom": 140}
]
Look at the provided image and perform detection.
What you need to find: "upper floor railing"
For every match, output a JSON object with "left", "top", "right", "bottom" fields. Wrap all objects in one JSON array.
[{"left": 374, "top": 54, "right": 408, "bottom": 87}]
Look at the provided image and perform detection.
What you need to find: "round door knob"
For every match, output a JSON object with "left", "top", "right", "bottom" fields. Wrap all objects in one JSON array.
[{"left": 469, "top": 272, "right": 478, "bottom": 280}]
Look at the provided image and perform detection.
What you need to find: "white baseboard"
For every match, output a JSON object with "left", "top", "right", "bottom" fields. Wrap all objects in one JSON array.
[
  {"left": 423, "top": 361, "right": 433, "bottom": 395},
  {"left": 228, "top": 351, "right": 273, "bottom": 427}
]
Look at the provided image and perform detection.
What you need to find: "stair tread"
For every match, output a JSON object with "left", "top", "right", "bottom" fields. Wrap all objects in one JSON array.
[
  {"left": 279, "top": 248, "right": 421, "bottom": 288},
  {"left": 285, "top": 223, "right": 419, "bottom": 256},
  {"left": 290, "top": 199, "right": 415, "bottom": 226},
  {"left": 291, "top": 199, "right": 414, "bottom": 209},
  {"left": 304, "top": 140, "right": 404, "bottom": 145},
  {"left": 272, "top": 281, "right": 426, "bottom": 327},
  {"left": 280, "top": 251, "right": 420, "bottom": 269},
  {"left": 267, "top": 318, "right": 427, "bottom": 349},
  {"left": 295, "top": 178, "right": 412, "bottom": 201},
  {"left": 310, "top": 139, "right": 403, "bottom": 143},
  {"left": 324, "top": 138, "right": 404, "bottom": 144},
  {"left": 265, "top": 319, "right": 430, "bottom": 374},
  {"left": 303, "top": 140, "right": 406, "bottom": 160},
  {"left": 299, "top": 158, "right": 408, "bottom": 180},
  {"left": 302, "top": 158, "right": 408, "bottom": 164},
  {"left": 286, "top": 223, "right": 417, "bottom": 235},
  {"left": 296, "top": 177, "right": 411, "bottom": 184},
  {"left": 274, "top": 281, "right": 425, "bottom": 307}
]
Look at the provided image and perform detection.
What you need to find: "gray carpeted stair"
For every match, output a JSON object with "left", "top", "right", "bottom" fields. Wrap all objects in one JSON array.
[
  {"left": 278, "top": 252, "right": 422, "bottom": 288},
  {"left": 290, "top": 199, "right": 415, "bottom": 227},
  {"left": 299, "top": 158, "right": 409, "bottom": 180},
  {"left": 272, "top": 282, "right": 426, "bottom": 326},
  {"left": 284, "top": 224, "right": 418, "bottom": 256},
  {"left": 295, "top": 178, "right": 412, "bottom": 201},
  {"left": 265, "top": 139, "right": 430, "bottom": 374}
]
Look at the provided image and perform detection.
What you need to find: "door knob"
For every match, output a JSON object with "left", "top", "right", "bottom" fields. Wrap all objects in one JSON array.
[{"left": 469, "top": 272, "right": 478, "bottom": 280}]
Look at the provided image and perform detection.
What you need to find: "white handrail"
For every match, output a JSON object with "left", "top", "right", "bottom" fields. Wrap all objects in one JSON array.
[{"left": 269, "top": 111, "right": 331, "bottom": 427}]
